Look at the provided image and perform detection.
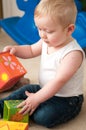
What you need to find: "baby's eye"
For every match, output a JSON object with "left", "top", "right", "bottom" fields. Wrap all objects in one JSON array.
[
  {"left": 39, "top": 28, "right": 41, "bottom": 31},
  {"left": 46, "top": 30, "right": 54, "bottom": 33}
]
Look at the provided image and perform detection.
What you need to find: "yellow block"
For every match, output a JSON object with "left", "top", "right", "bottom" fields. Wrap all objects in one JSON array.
[{"left": 0, "top": 120, "right": 29, "bottom": 130}]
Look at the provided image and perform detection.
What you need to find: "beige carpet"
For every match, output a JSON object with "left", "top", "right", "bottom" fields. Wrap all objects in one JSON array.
[{"left": 0, "top": 30, "right": 86, "bottom": 130}]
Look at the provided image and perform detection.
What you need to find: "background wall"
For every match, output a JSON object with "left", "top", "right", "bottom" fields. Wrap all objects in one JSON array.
[
  {"left": 0, "top": 0, "right": 3, "bottom": 18},
  {"left": 2, "top": 0, "right": 24, "bottom": 18}
]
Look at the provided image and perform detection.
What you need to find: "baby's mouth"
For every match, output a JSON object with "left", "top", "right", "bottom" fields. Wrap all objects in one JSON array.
[{"left": 44, "top": 40, "right": 49, "bottom": 44}]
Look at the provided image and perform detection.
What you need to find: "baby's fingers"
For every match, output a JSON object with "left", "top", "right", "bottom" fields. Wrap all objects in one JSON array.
[
  {"left": 17, "top": 101, "right": 26, "bottom": 108},
  {"left": 3, "top": 46, "right": 16, "bottom": 54},
  {"left": 29, "top": 108, "right": 35, "bottom": 115},
  {"left": 19, "top": 105, "right": 28, "bottom": 115},
  {"left": 3, "top": 46, "right": 11, "bottom": 52}
]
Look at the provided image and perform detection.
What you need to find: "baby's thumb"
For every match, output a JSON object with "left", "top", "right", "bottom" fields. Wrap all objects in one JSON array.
[
  {"left": 25, "top": 91, "right": 31, "bottom": 97},
  {"left": 3, "top": 46, "right": 16, "bottom": 55}
]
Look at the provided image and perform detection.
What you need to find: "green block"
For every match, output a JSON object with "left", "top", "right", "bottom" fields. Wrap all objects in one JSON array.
[{"left": 3, "top": 100, "right": 29, "bottom": 123}]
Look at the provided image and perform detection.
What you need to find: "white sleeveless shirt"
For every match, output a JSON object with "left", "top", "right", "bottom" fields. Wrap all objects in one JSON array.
[{"left": 39, "top": 40, "right": 85, "bottom": 97}]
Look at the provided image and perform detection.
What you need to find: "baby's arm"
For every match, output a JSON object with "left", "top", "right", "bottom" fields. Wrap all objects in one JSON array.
[
  {"left": 3, "top": 39, "right": 42, "bottom": 59},
  {"left": 18, "top": 50, "right": 83, "bottom": 115}
]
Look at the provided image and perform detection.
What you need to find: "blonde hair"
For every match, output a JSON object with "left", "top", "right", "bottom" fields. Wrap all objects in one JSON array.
[{"left": 34, "top": 0, "right": 77, "bottom": 28}]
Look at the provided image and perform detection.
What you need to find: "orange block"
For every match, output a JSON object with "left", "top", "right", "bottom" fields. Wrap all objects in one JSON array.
[
  {"left": 0, "top": 120, "right": 29, "bottom": 130},
  {"left": 0, "top": 52, "right": 27, "bottom": 92}
]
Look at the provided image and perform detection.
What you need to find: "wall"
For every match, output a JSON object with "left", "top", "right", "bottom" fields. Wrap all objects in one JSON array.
[
  {"left": 2, "top": 0, "right": 24, "bottom": 18},
  {"left": 0, "top": 0, "right": 3, "bottom": 18}
]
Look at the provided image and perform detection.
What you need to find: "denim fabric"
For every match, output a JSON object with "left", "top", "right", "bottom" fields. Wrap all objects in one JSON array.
[{"left": 0, "top": 84, "right": 84, "bottom": 128}]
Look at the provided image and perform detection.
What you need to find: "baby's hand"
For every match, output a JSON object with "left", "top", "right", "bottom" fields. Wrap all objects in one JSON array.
[
  {"left": 17, "top": 91, "right": 40, "bottom": 115},
  {"left": 3, "top": 46, "right": 16, "bottom": 54}
]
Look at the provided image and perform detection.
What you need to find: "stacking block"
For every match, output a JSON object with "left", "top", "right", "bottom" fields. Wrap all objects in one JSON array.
[
  {"left": 0, "top": 120, "right": 29, "bottom": 130},
  {"left": 0, "top": 52, "right": 27, "bottom": 92},
  {"left": 3, "top": 100, "right": 29, "bottom": 123}
]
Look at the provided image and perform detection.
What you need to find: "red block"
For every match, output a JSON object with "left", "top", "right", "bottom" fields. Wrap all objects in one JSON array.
[{"left": 0, "top": 52, "right": 27, "bottom": 92}]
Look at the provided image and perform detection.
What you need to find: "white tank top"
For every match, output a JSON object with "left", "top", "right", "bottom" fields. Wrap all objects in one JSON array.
[{"left": 39, "top": 40, "right": 85, "bottom": 97}]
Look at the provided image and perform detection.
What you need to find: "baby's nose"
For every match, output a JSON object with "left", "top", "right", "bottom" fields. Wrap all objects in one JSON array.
[{"left": 40, "top": 31, "right": 47, "bottom": 39}]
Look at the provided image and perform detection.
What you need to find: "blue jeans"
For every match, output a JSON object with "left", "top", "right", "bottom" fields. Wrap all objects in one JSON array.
[{"left": 0, "top": 84, "right": 84, "bottom": 128}]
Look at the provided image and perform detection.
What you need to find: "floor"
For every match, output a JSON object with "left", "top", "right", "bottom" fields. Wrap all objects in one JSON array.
[{"left": 0, "top": 30, "right": 86, "bottom": 130}]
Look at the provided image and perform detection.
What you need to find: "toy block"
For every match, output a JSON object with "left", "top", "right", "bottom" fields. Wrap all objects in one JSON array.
[
  {"left": 3, "top": 100, "right": 29, "bottom": 123},
  {"left": 0, "top": 52, "right": 27, "bottom": 92},
  {"left": 0, "top": 120, "right": 29, "bottom": 130}
]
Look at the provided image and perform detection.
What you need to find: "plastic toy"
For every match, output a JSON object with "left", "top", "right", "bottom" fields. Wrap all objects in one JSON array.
[
  {"left": 72, "top": 0, "right": 86, "bottom": 48},
  {"left": 74, "top": 0, "right": 83, "bottom": 12},
  {"left": 0, "top": 0, "right": 86, "bottom": 48},
  {"left": 0, "top": 120, "right": 28, "bottom": 130},
  {"left": 72, "top": 12, "right": 86, "bottom": 48},
  {"left": 0, "top": 52, "right": 27, "bottom": 92},
  {"left": 0, "top": 0, "right": 40, "bottom": 45},
  {"left": 3, "top": 100, "right": 29, "bottom": 123}
]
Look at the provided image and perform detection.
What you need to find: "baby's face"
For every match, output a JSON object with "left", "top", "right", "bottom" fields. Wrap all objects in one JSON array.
[{"left": 35, "top": 15, "right": 71, "bottom": 48}]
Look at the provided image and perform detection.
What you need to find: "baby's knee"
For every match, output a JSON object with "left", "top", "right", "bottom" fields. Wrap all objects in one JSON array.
[{"left": 33, "top": 110, "right": 55, "bottom": 128}]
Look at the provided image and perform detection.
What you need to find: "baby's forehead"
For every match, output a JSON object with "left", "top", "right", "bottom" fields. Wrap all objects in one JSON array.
[
  {"left": 34, "top": 14, "right": 60, "bottom": 26},
  {"left": 35, "top": 16, "right": 61, "bottom": 30},
  {"left": 35, "top": 14, "right": 59, "bottom": 23},
  {"left": 35, "top": 15, "right": 55, "bottom": 24}
]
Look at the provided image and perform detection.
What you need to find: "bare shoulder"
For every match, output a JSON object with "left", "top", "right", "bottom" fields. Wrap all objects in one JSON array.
[
  {"left": 56, "top": 50, "right": 84, "bottom": 81},
  {"left": 61, "top": 50, "right": 83, "bottom": 71},
  {"left": 63, "top": 50, "right": 83, "bottom": 62}
]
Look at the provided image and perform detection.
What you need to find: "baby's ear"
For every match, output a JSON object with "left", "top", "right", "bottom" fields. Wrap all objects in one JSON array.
[{"left": 67, "top": 24, "right": 75, "bottom": 35}]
